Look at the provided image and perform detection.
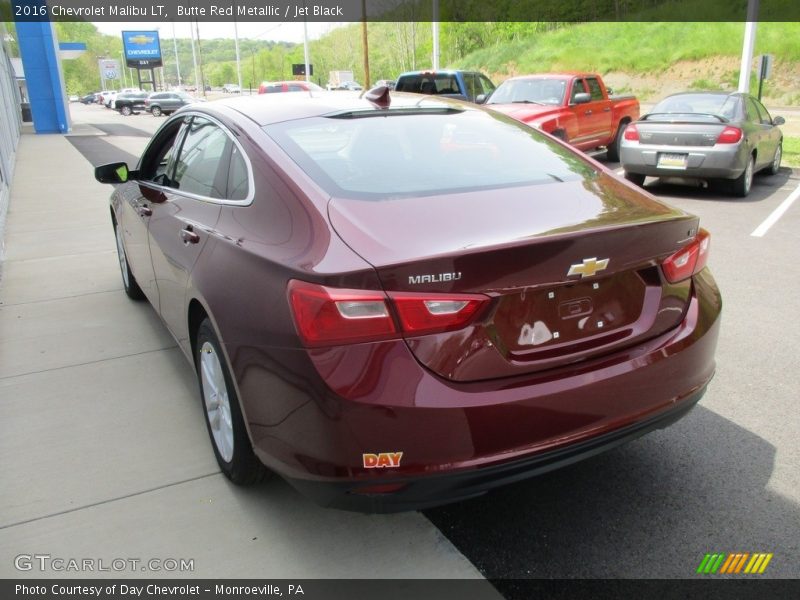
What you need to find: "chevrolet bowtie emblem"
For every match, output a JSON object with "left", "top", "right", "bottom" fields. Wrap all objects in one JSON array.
[{"left": 567, "top": 257, "right": 610, "bottom": 278}]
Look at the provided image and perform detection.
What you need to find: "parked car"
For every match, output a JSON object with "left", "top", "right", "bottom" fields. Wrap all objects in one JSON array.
[
  {"left": 69, "top": 95, "right": 79, "bottom": 102},
  {"left": 374, "top": 79, "right": 396, "bottom": 90},
  {"left": 145, "top": 91, "right": 202, "bottom": 116},
  {"left": 104, "top": 91, "right": 119, "bottom": 109},
  {"left": 395, "top": 69, "right": 496, "bottom": 103},
  {"left": 222, "top": 83, "right": 241, "bottom": 93},
  {"left": 337, "top": 81, "right": 363, "bottom": 91},
  {"left": 79, "top": 93, "right": 98, "bottom": 104},
  {"left": 97, "top": 90, "right": 117, "bottom": 107},
  {"left": 484, "top": 73, "right": 640, "bottom": 160},
  {"left": 258, "top": 80, "right": 325, "bottom": 94},
  {"left": 115, "top": 91, "right": 150, "bottom": 116},
  {"left": 620, "top": 91, "right": 784, "bottom": 197},
  {"left": 94, "top": 92, "right": 721, "bottom": 512}
]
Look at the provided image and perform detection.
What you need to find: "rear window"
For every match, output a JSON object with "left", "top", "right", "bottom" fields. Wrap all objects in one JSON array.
[
  {"left": 649, "top": 94, "right": 740, "bottom": 121},
  {"left": 396, "top": 74, "right": 461, "bottom": 95},
  {"left": 264, "top": 109, "right": 595, "bottom": 200}
]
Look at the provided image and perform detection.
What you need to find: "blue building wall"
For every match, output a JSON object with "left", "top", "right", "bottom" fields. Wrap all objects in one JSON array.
[{"left": 13, "top": 20, "right": 70, "bottom": 134}]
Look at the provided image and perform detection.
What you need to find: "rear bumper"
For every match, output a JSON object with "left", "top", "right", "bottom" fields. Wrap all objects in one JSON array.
[
  {"left": 289, "top": 386, "right": 705, "bottom": 513},
  {"left": 621, "top": 142, "right": 748, "bottom": 179},
  {"left": 237, "top": 270, "right": 721, "bottom": 512}
]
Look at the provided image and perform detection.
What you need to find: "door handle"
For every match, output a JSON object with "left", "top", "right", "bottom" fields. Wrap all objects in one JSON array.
[
  {"left": 584, "top": 110, "right": 593, "bottom": 115},
  {"left": 181, "top": 226, "right": 200, "bottom": 244},
  {"left": 137, "top": 205, "right": 152, "bottom": 217},
  {"left": 603, "top": 107, "right": 611, "bottom": 112}
]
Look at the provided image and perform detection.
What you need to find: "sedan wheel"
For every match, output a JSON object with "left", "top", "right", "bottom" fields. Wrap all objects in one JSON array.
[
  {"left": 151, "top": 106, "right": 162, "bottom": 117},
  {"left": 114, "top": 223, "right": 145, "bottom": 300},
  {"left": 769, "top": 143, "right": 782, "bottom": 176},
  {"left": 195, "top": 318, "right": 267, "bottom": 485},
  {"left": 732, "top": 155, "right": 754, "bottom": 197}
]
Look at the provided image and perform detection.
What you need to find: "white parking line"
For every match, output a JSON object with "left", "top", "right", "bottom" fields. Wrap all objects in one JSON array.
[{"left": 751, "top": 181, "right": 800, "bottom": 237}]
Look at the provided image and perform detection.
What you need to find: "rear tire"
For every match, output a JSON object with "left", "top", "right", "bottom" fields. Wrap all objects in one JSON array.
[
  {"left": 151, "top": 106, "right": 162, "bottom": 117},
  {"left": 732, "top": 155, "right": 754, "bottom": 197},
  {"left": 768, "top": 142, "right": 782, "bottom": 176},
  {"left": 195, "top": 318, "right": 267, "bottom": 486},
  {"left": 624, "top": 172, "right": 646, "bottom": 187},
  {"left": 606, "top": 121, "right": 627, "bottom": 162},
  {"left": 120, "top": 105, "right": 132, "bottom": 116}
]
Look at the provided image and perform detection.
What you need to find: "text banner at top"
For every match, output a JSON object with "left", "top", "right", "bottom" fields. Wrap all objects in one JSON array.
[{"left": 5, "top": 0, "right": 800, "bottom": 23}]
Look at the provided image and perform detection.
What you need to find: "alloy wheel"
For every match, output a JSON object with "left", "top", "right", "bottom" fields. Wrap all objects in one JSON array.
[{"left": 200, "top": 342, "right": 234, "bottom": 463}]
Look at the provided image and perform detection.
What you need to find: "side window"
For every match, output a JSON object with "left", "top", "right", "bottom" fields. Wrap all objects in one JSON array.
[
  {"left": 585, "top": 78, "right": 604, "bottom": 101},
  {"left": 138, "top": 120, "right": 187, "bottom": 185},
  {"left": 172, "top": 117, "right": 230, "bottom": 199},
  {"left": 753, "top": 99, "right": 773, "bottom": 124},
  {"left": 745, "top": 98, "right": 761, "bottom": 123},
  {"left": 462, "top": 74, "right": 477, "bottom": 100},
  {"left": 570, "top": 79, "right": 586, "bottom": 102},
  {"left": 478, "top": 75, "right": 496, "bottom": 95},
  {"left": 227, "top": 145, "right": 249, "bottom": 201}
]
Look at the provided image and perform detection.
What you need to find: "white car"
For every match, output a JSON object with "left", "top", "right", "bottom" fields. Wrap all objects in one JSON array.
[{"left": 222, "top": 84, "right": 241, "bottom": 93}]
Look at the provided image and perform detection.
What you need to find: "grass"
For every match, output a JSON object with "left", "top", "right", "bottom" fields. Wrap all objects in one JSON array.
[
  {"left": 456, "top": 20, "right": 800, "bottom": 76},
  {"left": 783, "top": 137, "right": 800, "bottom": 167}
]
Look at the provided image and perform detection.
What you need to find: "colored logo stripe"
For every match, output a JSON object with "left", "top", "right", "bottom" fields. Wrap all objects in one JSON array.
[{"left": 697, "top": 553, "right": 773, "bottom": 574}]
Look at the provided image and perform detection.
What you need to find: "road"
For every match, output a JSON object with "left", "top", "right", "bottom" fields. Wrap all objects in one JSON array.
[{"left": 2, "top": 102, "right": 798, "bottom": 590}]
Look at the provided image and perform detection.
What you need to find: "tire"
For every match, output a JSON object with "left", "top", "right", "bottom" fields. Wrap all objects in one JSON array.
[
  {"left": 606, "top": 121, "right": 627, "bottom": 162},
  {"left": 120, "top": 105, "right": 132, "bottom": 116},
  {"left": 151, "top": 105, "right": 162, "bottom": 117},
  {"left": 732, "top": 155, "right": 755, "bottom": 197},
  {"left": 624, "top": 172, "right": 646, "bottom": 187},
  {"left": 195, "top": 318, "right": 267, "bottom": 485},
  {"left": 114, "top": 222, "right": 145, "bottom": 300},
  {"left": 768, "top": 142, "right": 782, "bottom": 176}
]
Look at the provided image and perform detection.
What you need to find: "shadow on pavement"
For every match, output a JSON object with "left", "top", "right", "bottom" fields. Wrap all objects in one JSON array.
[{"left": 423, "top": 405, "right": 799, "bottom": 579}]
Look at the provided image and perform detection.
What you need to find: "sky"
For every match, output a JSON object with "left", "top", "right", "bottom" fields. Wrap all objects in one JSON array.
[{"left": 93, "top": 21, "right": 343, "bottom": 44}]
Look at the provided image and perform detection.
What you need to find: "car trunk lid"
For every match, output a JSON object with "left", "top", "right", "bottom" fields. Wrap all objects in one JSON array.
[{"left": 328, "top": 172, "right": 699, "bottom": 382}]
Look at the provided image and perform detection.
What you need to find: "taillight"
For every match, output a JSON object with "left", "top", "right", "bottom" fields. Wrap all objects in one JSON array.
[
  {"left": 287, "top": 280, "right": 489, "bottom": 347},
  {"left": 662, "top": 229, "right": 711, "bottom": 283},
  {"left": 717, "top": 126, "right": 743, "bottom": 144},
  {"left": 288, "top": 280, "right": 396, "bottom": 347},
  {"left": 624, "top": 123, "right": 639, "bottom": 141},
  {"left": 388, "top": 292, "right": 489, "bottom": 335}
]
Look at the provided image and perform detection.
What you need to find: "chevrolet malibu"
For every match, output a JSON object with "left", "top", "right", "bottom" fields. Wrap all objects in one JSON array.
[{"left": 95, "top": 90, "right": 721, "bottom": 512}]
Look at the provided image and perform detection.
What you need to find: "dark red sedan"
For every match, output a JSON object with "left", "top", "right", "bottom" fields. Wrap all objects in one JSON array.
[{"left": 95, "top": 89, "right": 721, "bottom": 512}]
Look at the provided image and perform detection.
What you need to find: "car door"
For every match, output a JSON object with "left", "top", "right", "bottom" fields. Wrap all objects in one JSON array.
[
  {"left": 575, "top": 76, "right": 613, "bottom": 148},
  {"left": 751, "top": 97, "right": 780, "bottom": 168},
  {"left": 117, "top": 120, "right": 185, "bottom": 305},
  {"left": 146, "top": 115, "right": 230, "bottom": 345},
  {"left": 744, "top": 96, "right": 773, "bottom": 170}
]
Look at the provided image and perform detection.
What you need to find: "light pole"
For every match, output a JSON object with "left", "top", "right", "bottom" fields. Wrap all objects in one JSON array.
[{"left": 172, "top": 21, "right": 182, "bottom": 87}]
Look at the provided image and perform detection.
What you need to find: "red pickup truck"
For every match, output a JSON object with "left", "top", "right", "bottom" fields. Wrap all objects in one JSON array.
[{"left": 482, "top": 73, "right": 639, "bottom": 161}]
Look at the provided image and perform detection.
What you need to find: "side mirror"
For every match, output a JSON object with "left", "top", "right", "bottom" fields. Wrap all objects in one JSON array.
[
  {"left": 606, "top": 88, "right": 614, "bottom": 95},
  {"left": 572, "top": 92, "right": 591, "bottom": 105},
  {"left": 772, "top": 116, "right": 785, "bottom": 126},
  {"left": 475, "top": 94, "right": 487, "bottom": 104},
  {"left": 95, "top": 162, "right": 134, "bottom": 184}
]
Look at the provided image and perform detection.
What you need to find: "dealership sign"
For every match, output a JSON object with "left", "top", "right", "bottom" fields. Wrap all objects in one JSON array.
[
  {"left": 98, "top": 59, "right": 120, "bottom": 80},
  {"left": 122, "top": 30, "right": 162, "bottom": 68}
]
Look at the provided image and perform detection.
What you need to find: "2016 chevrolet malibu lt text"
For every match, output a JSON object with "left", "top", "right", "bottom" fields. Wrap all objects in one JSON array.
[{"left": 95, "top": 89, "right": 721, "bottom": 512}]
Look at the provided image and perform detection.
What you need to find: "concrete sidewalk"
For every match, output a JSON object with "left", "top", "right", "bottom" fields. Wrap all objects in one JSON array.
[{"left": 0, "top": 131, "right": 487, "bottom": 581}]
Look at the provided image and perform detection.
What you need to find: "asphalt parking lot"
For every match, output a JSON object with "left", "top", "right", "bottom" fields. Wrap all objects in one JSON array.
[{"left": 1, "top": 102, "right": 798, "bottom": 585}]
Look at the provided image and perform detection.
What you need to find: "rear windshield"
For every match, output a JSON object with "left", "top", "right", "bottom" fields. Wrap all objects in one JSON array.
[
  {"left": 395, "top": 74, "right": 461, "bottom": 95},
  {"left": 648, "top": 94, "right": 741, "bottom": 121},
  {"left": 264, "top": 108, "right": 596, "bottom": 200}
]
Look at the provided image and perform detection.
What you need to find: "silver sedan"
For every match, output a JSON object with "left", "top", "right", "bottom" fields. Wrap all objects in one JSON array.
[{"left": 620, "top": 92, "right": 784, "bottom": 197}]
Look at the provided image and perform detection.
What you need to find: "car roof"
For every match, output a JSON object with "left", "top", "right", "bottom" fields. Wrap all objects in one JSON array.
[{"left": 197, "top": 91, "right": 472, "bottom": 127}]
